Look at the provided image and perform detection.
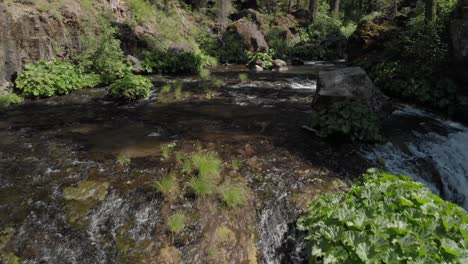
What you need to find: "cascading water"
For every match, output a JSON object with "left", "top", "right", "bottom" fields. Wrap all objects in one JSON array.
[{"left": 367, "top": 105, "right": 468, "bottom": 209}]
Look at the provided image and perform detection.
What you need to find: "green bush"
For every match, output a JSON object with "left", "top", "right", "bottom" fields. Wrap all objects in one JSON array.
[
  {"left": 77, "top": 26, "right": 131, "bottom": 84},
  {"left": 16, "top": 60, "right": 98, "bottom": 97},
  {"left": 142, "top": 48, "right": 213, "bottom": 74},
  {"left": 312, "top": 99, "right": 383, "bottom": 142},
  {"left": 247, "top": 51, "right": 273, "bottom": 69},
  {"left": 298, "top": 169, "right": 468, "bottom": 263},
  {"left": 191, "top": 152, "right": 222, "bottom": 181},
  {"left": 167, "top": 212, "right": 186, "bottom": 235},
  {"left": 218, "top": 31, "right": 249, "bottom": 63},
  {"left": 0, "top": 93, "right": 23, "bottom": 108},
  {"left": 108, "top": 74, "right": 152, "bottom": 100}
]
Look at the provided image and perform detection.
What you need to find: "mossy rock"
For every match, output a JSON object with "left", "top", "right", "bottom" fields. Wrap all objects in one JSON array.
[
  {"left": 0, "top": 227, "right": 21, "bottom": 264},
  {"left": 63, "top": 180, "right": 110, "bottom": 229}
]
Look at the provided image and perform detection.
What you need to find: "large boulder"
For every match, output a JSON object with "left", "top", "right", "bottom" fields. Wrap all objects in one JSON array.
[
  {"left": 312, "top": 67, "right": 391, "bottom": 114},
  {"left": 227, "top": 19, "right": 269, "bottom": 53},
  {"left": 347, "top": 19, "right": 392, "bottom": 62}
]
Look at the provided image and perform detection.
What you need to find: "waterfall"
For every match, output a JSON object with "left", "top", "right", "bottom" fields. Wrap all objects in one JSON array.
[{"left": 367, "top": 105, "right": 468, "bottom": 209}]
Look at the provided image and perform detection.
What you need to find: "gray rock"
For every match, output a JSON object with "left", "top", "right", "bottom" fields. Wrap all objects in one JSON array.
[
  {"left": 313, "top": 67, "right": 391, "bottom": 113},
  {"left": 226, "top": 19, "right": 269, "bottom": 53},
  {"left": 168, "top": 42, "right": 195, "bottom": 55},
  {"left": 126, "top": 55, "right": 143, "bottom": 73},
  {"left": 272, "top": 59, "right": 287, "bottom": 69},
  {"left": 251, "top": 65, "right": 264, "bottom": 71}
]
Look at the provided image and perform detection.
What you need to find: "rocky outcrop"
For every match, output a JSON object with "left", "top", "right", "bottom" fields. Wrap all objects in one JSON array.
[
  {"left": 0, "top": 3, "right": 82, "bottom": 84},
  {"left": 313, "top": 67, "right": 391, "bottom": 113},
  {"left": 226, "top": 18, "right": 269, "bottom": 53},
  {"left": 347, "top": 19, "right": 392, "bottom": 62}
]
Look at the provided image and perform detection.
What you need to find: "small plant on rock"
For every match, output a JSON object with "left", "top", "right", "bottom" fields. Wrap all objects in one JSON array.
[
  {"left": 154, "top": 172, "right": 178, "bottom": 199},
  {"left": 192, "top": 152, "right": 222, "bottom": 182},
  {"left": 219, "top": 182, "right": 248, "bottom": 208},
  {"left": 247, "top": 51, "right": 273, "bottom": 69},
  {"left": 190, "top": 176, "right": 215, "bottom": 198},
  {"left": 108, "top": 74, "right": 152, "bottom": 101},
  {"left": 0, "top": 93, "right": 23, "bottom": 109},
  {"left": 167, "top": 212, "right": 186, "bottom": 235},
  {"left": 239, "top": 73, "right": 249, "bottom": 83},
  {"left": 116, "top": 152, "right": 131, "bottom": 166}
]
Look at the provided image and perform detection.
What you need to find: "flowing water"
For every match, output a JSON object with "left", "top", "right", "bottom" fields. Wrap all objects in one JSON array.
[
  {"left": 1, "top": 61, "right": 467, "bottom": 263},
  {"left": 366, "top": 105, "right": 468, "bottom": 209}
]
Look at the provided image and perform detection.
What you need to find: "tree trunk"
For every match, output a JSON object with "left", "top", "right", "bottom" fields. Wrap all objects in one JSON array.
[
  {"left": 288, "top": 0, "right": 292, "bottom": 13},
  {"left": 309, "top": 0, "right": 318, "bottom": 21},
  {"left": 329, "top": 0, "right": 340, "bottom": 16},
  {"left": 425, "top": 0, "right": 437, "bottom": 24}
]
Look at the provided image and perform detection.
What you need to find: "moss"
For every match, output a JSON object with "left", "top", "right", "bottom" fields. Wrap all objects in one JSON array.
[
  {"left": 0, "top": 227, "right": 21, "bottom": 264},
  {"left": 63, "top": 180, "right": 110, "bottom": 229}
]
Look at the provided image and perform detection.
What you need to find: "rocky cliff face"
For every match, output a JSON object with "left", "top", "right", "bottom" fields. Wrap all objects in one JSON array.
[
  {"left": 0, "top": 0, "right": 128, "bottom": 85},
  {"left": 0, "top": 3, "right": 79, "bottom": 84}
]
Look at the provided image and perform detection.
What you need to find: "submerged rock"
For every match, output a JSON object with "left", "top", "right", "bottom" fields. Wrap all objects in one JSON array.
[{"left": 63, "top": 180, "right": 110, "bottom": 229}]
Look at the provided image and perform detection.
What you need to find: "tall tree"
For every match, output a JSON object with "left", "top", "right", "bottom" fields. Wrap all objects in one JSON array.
[
  {"left": 425, "top": 0, "right": 437, "bottom": 24},
  {"left": 309, "top": 0, "right": 318, "bottom": 21},
  {"left": 331, "top": 0, "right": 340, "bottom": 16}
]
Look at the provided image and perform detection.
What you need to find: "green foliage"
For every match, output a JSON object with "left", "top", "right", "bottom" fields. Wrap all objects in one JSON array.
[
  {"left": 218, "top": 31, "right": 249, "bottom": 63},
  {"left": 108, "top": 74, "right": 152, "bottom": 101},
  {"left": 199, "top": 69, "right": 211, "bottom": 81},
  {"left": 167, "top": 212, "right": 186, "bottom": 234},
  {"left": 159, "top": 81, "right": 184, "bottom": 102},
  {"left": 247, "top": 51, "right": 273, "bottom": 69},
  {"left": 238, "top": 73, "right": 249, "bottom": 83},
  {"left": 266, "top": 28, "right": 298, "bottom": 59},
  {"left": 160, "top": 142, "right": 176, "bottom": 159},
  {"left": 190, "top": 176, "right": 215, "bottom": 198},
  {"left": 219, "top": 182, "right": 248, "bottom": 208},
  {"left": 0, "top": 93, "right": 23, "bottom": 109},
  {"left": 154, "top": 172, "right": 178, "bottom": 199},
  {"left": 128, "top": 0, "right": 155, "bottom": 25},
  {"left": 77, "top": 26, "right": 130, "bottom": 84},
  {"left": 142, "top": 48, "right": 213, "bottom": 74},
  {"left": 192, "top": 152, "right": 222, "bottom": 181},
  {"left": 313, "top": 99, "right": 383, "bottom": 142},
  {"left": 16, "top": 60, "right": 97, "bottom": 97},
  {"left": 116, "top": 152, "right": 131, "bottom": 166},
  {"left": 298, "top": 168, "right": 468, "bottom": 263}
]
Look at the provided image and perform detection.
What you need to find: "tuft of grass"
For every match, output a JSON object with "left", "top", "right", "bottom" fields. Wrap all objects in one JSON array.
[
  {"left": 190, "top": 176, "right": 215, "bottom": 198},
  {"left": 167, "top": 212, "right": 186, "bottom": 235},
  {"left": 219, "top": 182, "right": 248, "bottom": 208},
  {"left": 231, "top": 159, "right": 241, "bottom": 170},
  {"left": 173, "top": 81, "right": 183, "bottom": 100},
  {"left": 154, "top": 172, "right": 178, "bottom": 198},
  {"left": 161, "top": 142, "right": 176, "bottom": 160},
  {"left": 199, "top": 69, "right": 211, "bottom": 81},
  {"left": 212, "top": 78, "right": 224, "bottom": 89},
  {"left": 116, "top": 152, "right": 131, "bottom": 166},
  {"left": 183, "top": 158, "right": 193, "bottom": 174},
  {"left": 192, "top": 152, "right": 222, "bottom": 181},
  {"left": 239, "top": 73, "right": 249, "bottom": 83}
]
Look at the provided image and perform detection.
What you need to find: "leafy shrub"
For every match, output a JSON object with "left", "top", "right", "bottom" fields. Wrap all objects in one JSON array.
[
  {"left": 298, "top": 168, "right": 468, "bottom": 263},
  {"left": 108, "top": 74, "right": 152, "bottom": 100},
  {"left": 219, "top": 182, "right": 248, "bottom": 208},
  {"left": 77, "top": 26, "right": 130, "bottom": 84},
  {"left": 312, "top": 99, "right": 383, "bottom": 142},
  {"left": 247, "top": 51, "right": 273, "bottom": 69},
  {"left": 0, "top": 93, "right": 23, "bottom": 108},
  {"left": 128, "top": 0, "right": 155, "bottom": 25},
  {"left": 142, "top": 48, "right": 213, "bottom": 74},
  {"left": 167, "top": 212, "right": 186, "bottom": 235},
  {"left": 266, "top": 28, "right": 298, "bottom": 59},
  {"left": 218, "top": 31, "right": 249, "bottom": 63},
  {"left": 16, "top": 60, "right": 97, "bottom": 97}
]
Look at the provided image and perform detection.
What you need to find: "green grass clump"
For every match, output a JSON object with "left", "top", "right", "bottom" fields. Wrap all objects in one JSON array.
[
  {"left": 219, "top": 182, "right": 248, "bottom": 208},
  {"left": 160, "top": 142, "right": 176, "bottom": 160},
  {"left": 192, "top": 152, "right": 222, "bottom": 181},
  {"left": 199, "top": 69, "right": 211, "bottom": 81},
  {"left": 116, "top": 152, "right": 131, "bottom": 166},
  {"left": 239, "top": 73, "right": 249, "bottom": 83},
  {"left": 190, "top": 176, "right": 215, "bottom": 198},
  {"left": 154, "top": 173, "right": 178, "bottom": 198},
  {"left": 167, "top": 212, "right": 186, "bottom": 235},
  {"left": 298, "top": 168, "right": 468, "bottom": 263}
]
